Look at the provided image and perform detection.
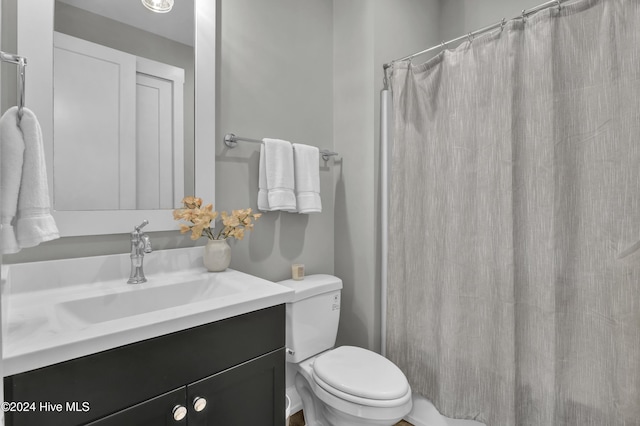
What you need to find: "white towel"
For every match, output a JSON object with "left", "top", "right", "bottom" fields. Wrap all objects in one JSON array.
[
  {"left": 292, "top": 143, "right": 322, "bottom": 214},
  {"left": 258, "top": 138, "right": 297, "bottom": 212},
  {"left": 15, "top": 107, "right": 59, "bottom": 248},
  {"left": 0, "top": 107, "right": 59, "bottom": 254},
  {"left": 0, "top": 107, "right": 25, "bottom": 253}
]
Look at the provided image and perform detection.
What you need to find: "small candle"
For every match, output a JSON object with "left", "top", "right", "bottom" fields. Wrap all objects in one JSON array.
[{"left": 292, "top": 264, "right": 305, "bottom": 280}]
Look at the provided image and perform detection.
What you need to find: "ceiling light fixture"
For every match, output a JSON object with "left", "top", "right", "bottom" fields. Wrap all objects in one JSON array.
[{"left": 141, "top": 0, "right": 174, "bottom": 13}]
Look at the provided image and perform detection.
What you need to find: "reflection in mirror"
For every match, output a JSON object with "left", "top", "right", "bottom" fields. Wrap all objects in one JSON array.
[
  {"left": 17, "top": 0, "right": 214, "bottom": 237},
  {"left": 53, "top": 0, "right": 194, "bottom": 211}
]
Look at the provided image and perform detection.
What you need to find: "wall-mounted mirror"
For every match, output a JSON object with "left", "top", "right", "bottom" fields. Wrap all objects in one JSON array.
[{"left": 17, "top": 0, "right": 215, "bottom": 236}]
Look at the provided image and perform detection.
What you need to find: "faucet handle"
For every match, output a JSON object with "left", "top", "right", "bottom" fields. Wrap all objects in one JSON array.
[
  {"left": 134, "top": 219, "right": 149, "bottom": 232},
  {"left": 141, "top": 234, "right": 152, "bottom": 253}
]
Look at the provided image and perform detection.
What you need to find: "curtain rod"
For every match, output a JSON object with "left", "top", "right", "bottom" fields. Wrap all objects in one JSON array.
[
  {"left": 382, "top": 0, "right": 569, "bottom": 73},
  {"left": 224, "top": 133, "right": 339, "bottom": 161}
]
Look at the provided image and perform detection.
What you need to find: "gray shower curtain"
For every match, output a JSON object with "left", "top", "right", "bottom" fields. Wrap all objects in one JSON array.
[{"left": 387, "top": 1, "right": 640, "bottom": 425}]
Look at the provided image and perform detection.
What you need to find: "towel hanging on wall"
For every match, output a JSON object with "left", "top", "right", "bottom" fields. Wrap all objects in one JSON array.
[
  {"left": 0, "top": 106, "right": 59, "bottom": 253},
  {"left": 292, "top": 143, "right": 322, "bottom": 213},
  {"left": 0, "top": 107, "right": 25, "bottom": 253},
  {"left": 257, "top": 138, "right": 297, "bottom": 212}
]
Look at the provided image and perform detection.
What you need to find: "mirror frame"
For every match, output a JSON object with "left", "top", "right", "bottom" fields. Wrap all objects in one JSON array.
[{"left": 17, "top": 0, "right": 215, "bottom": 236}]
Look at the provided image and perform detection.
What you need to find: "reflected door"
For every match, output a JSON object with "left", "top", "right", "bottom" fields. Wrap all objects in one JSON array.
[
  {"left": 53, "top": 32, "right": 184, "bottom": 212},
  {"left": 53, "top": 31, "right": 136, "bottom": 211}
]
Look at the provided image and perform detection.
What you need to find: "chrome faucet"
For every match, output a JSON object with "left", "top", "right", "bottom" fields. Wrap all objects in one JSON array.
[{"left": 128, "top": 220, "right": 152, "bottom": 284}]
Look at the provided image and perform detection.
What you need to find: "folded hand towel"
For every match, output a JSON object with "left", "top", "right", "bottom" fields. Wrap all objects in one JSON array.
[
  {"left": 0, "top": 107, "right": 25, "bottom": 253},
  {"left": 292, "top": 143, "right": 322, "bottom": 214},
  {"left": 258, "top": 138, "right": 297, "bottom": 212},
  {"left": 15, "top": 107, "right": 59, "bottom": 248}
]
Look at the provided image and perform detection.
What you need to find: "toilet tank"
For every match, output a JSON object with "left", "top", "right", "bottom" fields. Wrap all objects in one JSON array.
[{"left": 278, "top": 275, "right": 342, "bottom": 363}]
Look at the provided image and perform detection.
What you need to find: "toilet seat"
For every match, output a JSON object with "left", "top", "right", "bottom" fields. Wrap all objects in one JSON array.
[
  {"left": 312, "top": 371, "right": 412, "bottom": 408},
  {"left": 311, "top": 346, "right": 411, "bottom": 408}
]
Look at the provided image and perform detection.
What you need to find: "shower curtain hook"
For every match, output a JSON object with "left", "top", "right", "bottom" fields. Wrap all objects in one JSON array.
[
  {"left": 521, "top": 9, "right": 527, "bottom": 23},
  {"left": 467, "top": 32, "right": 474, "bottom": 44},
  {"left": 500, "top": 18, "right": 507, "bottom": 32},
  {"left": 556, "top": 0, "right": 562, "bottom": 11},
  {"left": 440, "top": 40, "right": 447, "bottom": 52}
]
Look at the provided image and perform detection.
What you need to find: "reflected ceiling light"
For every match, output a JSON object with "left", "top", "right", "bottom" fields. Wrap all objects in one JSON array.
[{"left": 141, "top": 0, "right": 174, "bottom": 13}]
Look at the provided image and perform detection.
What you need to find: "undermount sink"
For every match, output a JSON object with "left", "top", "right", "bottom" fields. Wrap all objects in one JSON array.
[{"left": 55, "top": 278, "right": 243, "bottom": 324}]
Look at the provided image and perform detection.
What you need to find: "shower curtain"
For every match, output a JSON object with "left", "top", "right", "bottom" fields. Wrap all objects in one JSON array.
[{"left": 386, "top": 1, "right": 640, "bottom": 425}]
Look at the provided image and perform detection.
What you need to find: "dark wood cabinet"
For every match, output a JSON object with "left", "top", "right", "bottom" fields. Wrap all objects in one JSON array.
[
  {"left": 4, "top": 305, "right": 285, "bottom": 426},
  {"left": 85, "top": 388, "right": 187, "bottom": 426},
  {"left": 188, "top": 349, "right": 284, "bottom": 426}
]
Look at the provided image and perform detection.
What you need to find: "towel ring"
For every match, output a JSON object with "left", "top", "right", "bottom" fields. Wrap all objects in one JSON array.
[
  {"left": 17, "top": 58, "right": 26, "bottom": 121},
  {"left": 0, "top": 52, "right": 28, "bottom": 123}
]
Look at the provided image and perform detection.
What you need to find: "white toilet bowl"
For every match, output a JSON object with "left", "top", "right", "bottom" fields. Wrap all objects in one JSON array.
[
  {"left": 294, "top": 346, "right": 412, "bottom": 426},
  {"left": 279, "top": 275, "right": 412, "bottom": 425}
]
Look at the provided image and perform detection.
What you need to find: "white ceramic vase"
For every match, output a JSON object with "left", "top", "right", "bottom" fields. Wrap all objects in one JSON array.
[{"left": 203, "top": 239, "right": 231, "bottom": 272}]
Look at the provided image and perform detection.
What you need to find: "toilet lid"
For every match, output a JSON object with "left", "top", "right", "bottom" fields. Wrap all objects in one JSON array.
[{"left": 312, "top": 346, "right": 409, "bottom": 400}]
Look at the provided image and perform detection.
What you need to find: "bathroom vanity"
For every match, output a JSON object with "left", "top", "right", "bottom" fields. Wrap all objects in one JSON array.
[
  {"left": 2, "top": 248, "right": 293, "bottom": 425},
  {"left": 5, "top": 306, "right": 284, "bottom": 425}
]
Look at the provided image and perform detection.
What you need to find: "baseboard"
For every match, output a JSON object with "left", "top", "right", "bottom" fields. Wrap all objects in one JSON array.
[{"left": 286, "top": 385, "right": 304, "bottom": 414}]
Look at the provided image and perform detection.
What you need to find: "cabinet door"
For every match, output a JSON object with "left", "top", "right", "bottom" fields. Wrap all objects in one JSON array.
[
  {"left": 85, "top": 387, "right": 186, "bottom": 426},
  {"left": 187, "top": 349, "right": 285, "bottom": 426}
]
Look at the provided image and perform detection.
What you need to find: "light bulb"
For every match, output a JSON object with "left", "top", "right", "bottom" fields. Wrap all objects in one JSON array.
[{"left": 141, "top": 0, "right": 174, "bottom": 13}]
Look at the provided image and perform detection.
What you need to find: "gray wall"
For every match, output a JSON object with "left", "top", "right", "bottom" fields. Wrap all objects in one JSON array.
[
  {"left": 1, "top": 0, "right": 16, "bottom": 113},
  {"left": 440, "top": 0, "right": 546, "bottom": 41},
  {"left": 216, "top": 0, "right": 334, "bottom": 282},
  {"left": 3, "top": 0, "right": 552, "bottom": 352},
  {"left": 0, "top": 0, "right": 4, "bottom": 413},
  {"left": 333, "top": 0, "right": 440, "bottom": 352},
  {"left": 333, "top": 0, "right": 376, "bottom": 351},
  {"left": 333, "top": 0, "right": 552, "bottom": 353},
  {"left": 5, "top": 0, "right": 335, "bottom": 283}
]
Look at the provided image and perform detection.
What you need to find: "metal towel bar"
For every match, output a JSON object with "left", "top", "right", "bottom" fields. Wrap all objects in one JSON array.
[{"left": 224, "top": 133, "right": 339, "bottom": 161}]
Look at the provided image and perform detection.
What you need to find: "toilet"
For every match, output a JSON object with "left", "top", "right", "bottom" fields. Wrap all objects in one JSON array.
[{"left": 279, "top": 275, "right": 412, "bottom": 426}]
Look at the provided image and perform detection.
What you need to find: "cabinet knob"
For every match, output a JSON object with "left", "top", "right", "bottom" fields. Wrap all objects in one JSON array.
[
  {"left": 193, "top": 396, "right": 207, "bottom": 412},
  {"left": 172, "top": 405, "right": 187, "bottom": 421}
]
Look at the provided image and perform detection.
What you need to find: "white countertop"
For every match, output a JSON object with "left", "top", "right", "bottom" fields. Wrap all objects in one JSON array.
[{"left": 1, "top": 247, "right": 293, "bottom": 376}]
